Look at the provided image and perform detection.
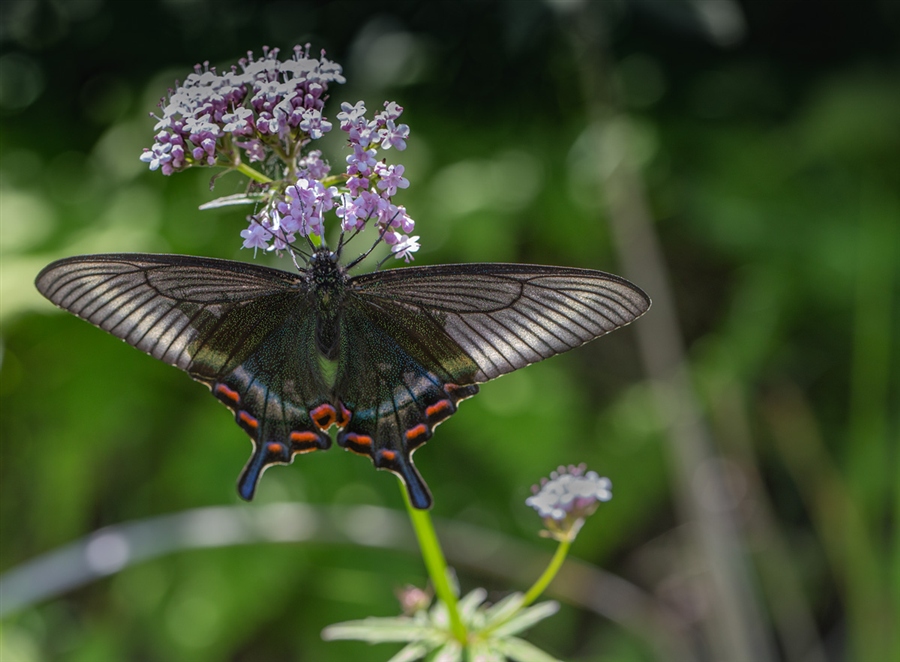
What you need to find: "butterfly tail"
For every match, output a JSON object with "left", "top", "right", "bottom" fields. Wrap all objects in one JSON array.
[
  {"left": 395, "top": 458, "right": 433, "bottom": 510},
  {"left": 237, "top": 440, "right": 290, "bottom": 500}
]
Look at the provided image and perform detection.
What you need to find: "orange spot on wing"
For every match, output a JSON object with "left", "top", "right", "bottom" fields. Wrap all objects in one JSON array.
[
  {"left": 446, "top": 383, "right": 477, "bottom": 401},
  {"left": 215, "top": 383, "right": 240, "bottom": 403},
  {"left": 379, "top": 450, "right": 397, "bottom": 461},
  {"left": 311, "top": 403, "right": 337, "bottom": 429},
  {"left": 345, "top": 433, "right": 372, "bottom": 447},
  {"left": 238, "top": 411, "right": 258, "bottom": 429},
  {"left": 405, "top": 424, "right": 428, "bottom": 441},
  {"left": 337, "top": 402, "right": 352, "bottom": 428},
  {"left": 290, "top": 431, "right": 320, "bottom": 444},
  {"left": 426, "top": 400, "right": 452, "bottom": 418},
  {"left": 266, "top": 442, "right": 282, "bottom": 454}
]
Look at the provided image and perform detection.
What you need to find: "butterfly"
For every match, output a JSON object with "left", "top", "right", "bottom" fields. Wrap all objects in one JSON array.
[{"left": 35, "top": 248, "right": 650, "bottom": 509}]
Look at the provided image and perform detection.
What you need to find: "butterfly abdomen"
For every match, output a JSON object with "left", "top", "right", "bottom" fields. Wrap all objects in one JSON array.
[{"left": 310, "top": 250, "right": 350, "bottom": 360}]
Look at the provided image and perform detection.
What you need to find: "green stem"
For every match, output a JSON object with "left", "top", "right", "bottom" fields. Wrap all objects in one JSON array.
[
  {"left": 400, "top": 483, "right": 467, "bottom": 643},
  {"left": 521, "top": 538, "right": 571, "bottom": 608},
  {"left": 235, "top": 161, "right": 273, "bottom": 184}
]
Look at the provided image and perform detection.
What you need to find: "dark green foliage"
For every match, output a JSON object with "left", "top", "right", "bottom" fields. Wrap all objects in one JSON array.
[{"left": 1, "top": 1, "right": 897, "bottom": 660}]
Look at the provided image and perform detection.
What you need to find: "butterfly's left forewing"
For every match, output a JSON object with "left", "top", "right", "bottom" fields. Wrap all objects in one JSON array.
[
  {"left": 351, "top": 263, "right": 651, "bottom": 382},
  {"left": 35, "top": 254, "right": 334, "bottom": 499}
]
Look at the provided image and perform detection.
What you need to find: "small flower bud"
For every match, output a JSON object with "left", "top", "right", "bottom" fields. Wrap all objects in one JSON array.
[{"left": 394, "top": 584, "right": 432, "bottom": 616}]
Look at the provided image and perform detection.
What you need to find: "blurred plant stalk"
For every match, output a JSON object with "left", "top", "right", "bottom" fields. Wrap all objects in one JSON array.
[{"left": 560, "top": 4, "right": 776, "bottom": 661}]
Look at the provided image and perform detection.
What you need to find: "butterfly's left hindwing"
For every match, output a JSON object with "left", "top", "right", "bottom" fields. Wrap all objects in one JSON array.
[
  {"left": 333, "top": 294, "right": 480, "bottom": 509},
  {"left": 205, "top": 308, "right": 336, "bottom": 500}
]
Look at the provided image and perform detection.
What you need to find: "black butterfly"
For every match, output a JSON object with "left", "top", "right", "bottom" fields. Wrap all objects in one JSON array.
[{"left": 35, "top": 249, "right": 649, "bottom": 508}]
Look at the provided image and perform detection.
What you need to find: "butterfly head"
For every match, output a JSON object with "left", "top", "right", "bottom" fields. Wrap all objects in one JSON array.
[
  {"left": 309, "top": 246, "right": 339, "bottom": 268},
  {"left": 307, "top": 246, "right": 348, "bottom": 294}
]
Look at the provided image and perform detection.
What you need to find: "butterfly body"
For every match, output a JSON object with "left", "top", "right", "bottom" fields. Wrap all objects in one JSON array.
[{"left": 35, "top": 250, "right": 649, "bottom": 508}]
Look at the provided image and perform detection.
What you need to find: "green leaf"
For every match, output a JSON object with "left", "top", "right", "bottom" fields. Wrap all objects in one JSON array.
[
  {"left": 482, "top": 592, "right": 526, "bottom": 627},
  {"left": 458, "top": 588, "right": 488, "bottom": 620},
  {"left": 493, "top": 636, "right": 565, "bottom": 662},
  {"left": 321, "top": 615, "right": 435, "bottom": 643},
  {"left": 197, "top": 192, "right": 267, "bottom": 210},
  {"left": 387, "top": 642, "right": 432, "bottom": 662},
  {"left": 489, "top": 602, "right": 559, "bottom": 638}
]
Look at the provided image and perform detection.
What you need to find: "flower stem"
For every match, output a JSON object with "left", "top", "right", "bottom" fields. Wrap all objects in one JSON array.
[
  {"left": 521, "top": 538, "right": 571, "bottom": 608},
  {"left": 235, "top": 161, "right": 273, "bottom": 184},
  {"left": 400, "top": 483, "right": 466, "bottom": 643}
]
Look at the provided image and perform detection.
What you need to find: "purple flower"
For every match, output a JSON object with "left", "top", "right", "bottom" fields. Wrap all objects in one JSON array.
[
  {"left": 337, "top": 101, "right": 367, "bottom": 129},
  {"left": 393, "top": 206, "right": 415, "bottom": 234},
  {"left": 347, "top": 175, "right": 370, "bottom": 197},
  {"left": 346, "top": 144, "right": 377, "bottom": 177},
  {"left": 378, "top": 101, "right": 404, "bottom": 121},
  {"left": 234, "top": 139, "right": 265, "bottom": 162},
  {"left": 298, "top": 108, "right": 332, "bottom": 140},
  {"left": 222, "top": 106, "right": 255, "bottom": 135},
  {"left": 379, "top": 120, "right": 409, "bottom": 151},
  {"left": 375, "top": 163, "right": 409, "bottom": 196},
  {"left": 391, "top": 234, "right": 420, "bottom": 262},
  {"left": 526, "top": 464, "right": 612, "bottom": 541},
  {"left": 142, "top": 45, "right": 347, "bottom": 177},
  {"left": 335, "top": 193, "right": 363, "bottom": 232},
  {"left": 240, "top": 222, "right": 273, "bottom": 253},
  {"left": 298, "top": 149, "right": 330, "bottom": 179},
  {"left": 276, "top": 176, "right": 337, "bottom": 239}
]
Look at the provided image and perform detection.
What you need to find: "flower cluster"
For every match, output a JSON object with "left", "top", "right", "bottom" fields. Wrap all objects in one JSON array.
[
  {"left": 141, "top": 45, "right": 419, "bottom": 261},
  {"left": 141, "top": 45, "right": 344, "bottom": 176},
  {"left": 526, "top": 464, "right": 612, "bottom": 541},
  {"left": 334, "top": 101, "right": 417, "bottom": 260}
]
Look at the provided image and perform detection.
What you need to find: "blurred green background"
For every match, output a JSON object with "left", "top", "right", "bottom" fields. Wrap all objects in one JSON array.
[{"left": 1, "top": 1, "right": 897, "bottom": 660}]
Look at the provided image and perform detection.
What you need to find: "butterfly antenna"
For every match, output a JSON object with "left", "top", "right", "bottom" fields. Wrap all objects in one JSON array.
[
  {"left": 375, "top": 251, "right": 395, "bottom": 269},
  {"left": 346, "top": 205, "right": 404, "bottom": 270},
  {"left": 339, "top": 226, "right": 365, "bottom": 257},
  {"left": 286, "top": 240, "right": 313, "bottom": 270},
  {"left": 345, "top": 224, "right": 388, "bottom": 270},
  {"left": 335, "top": 230, "right": 344, "bottom": 254},
  {"left": 335, "top": 226, "right": 364, "bottom": 258}
]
